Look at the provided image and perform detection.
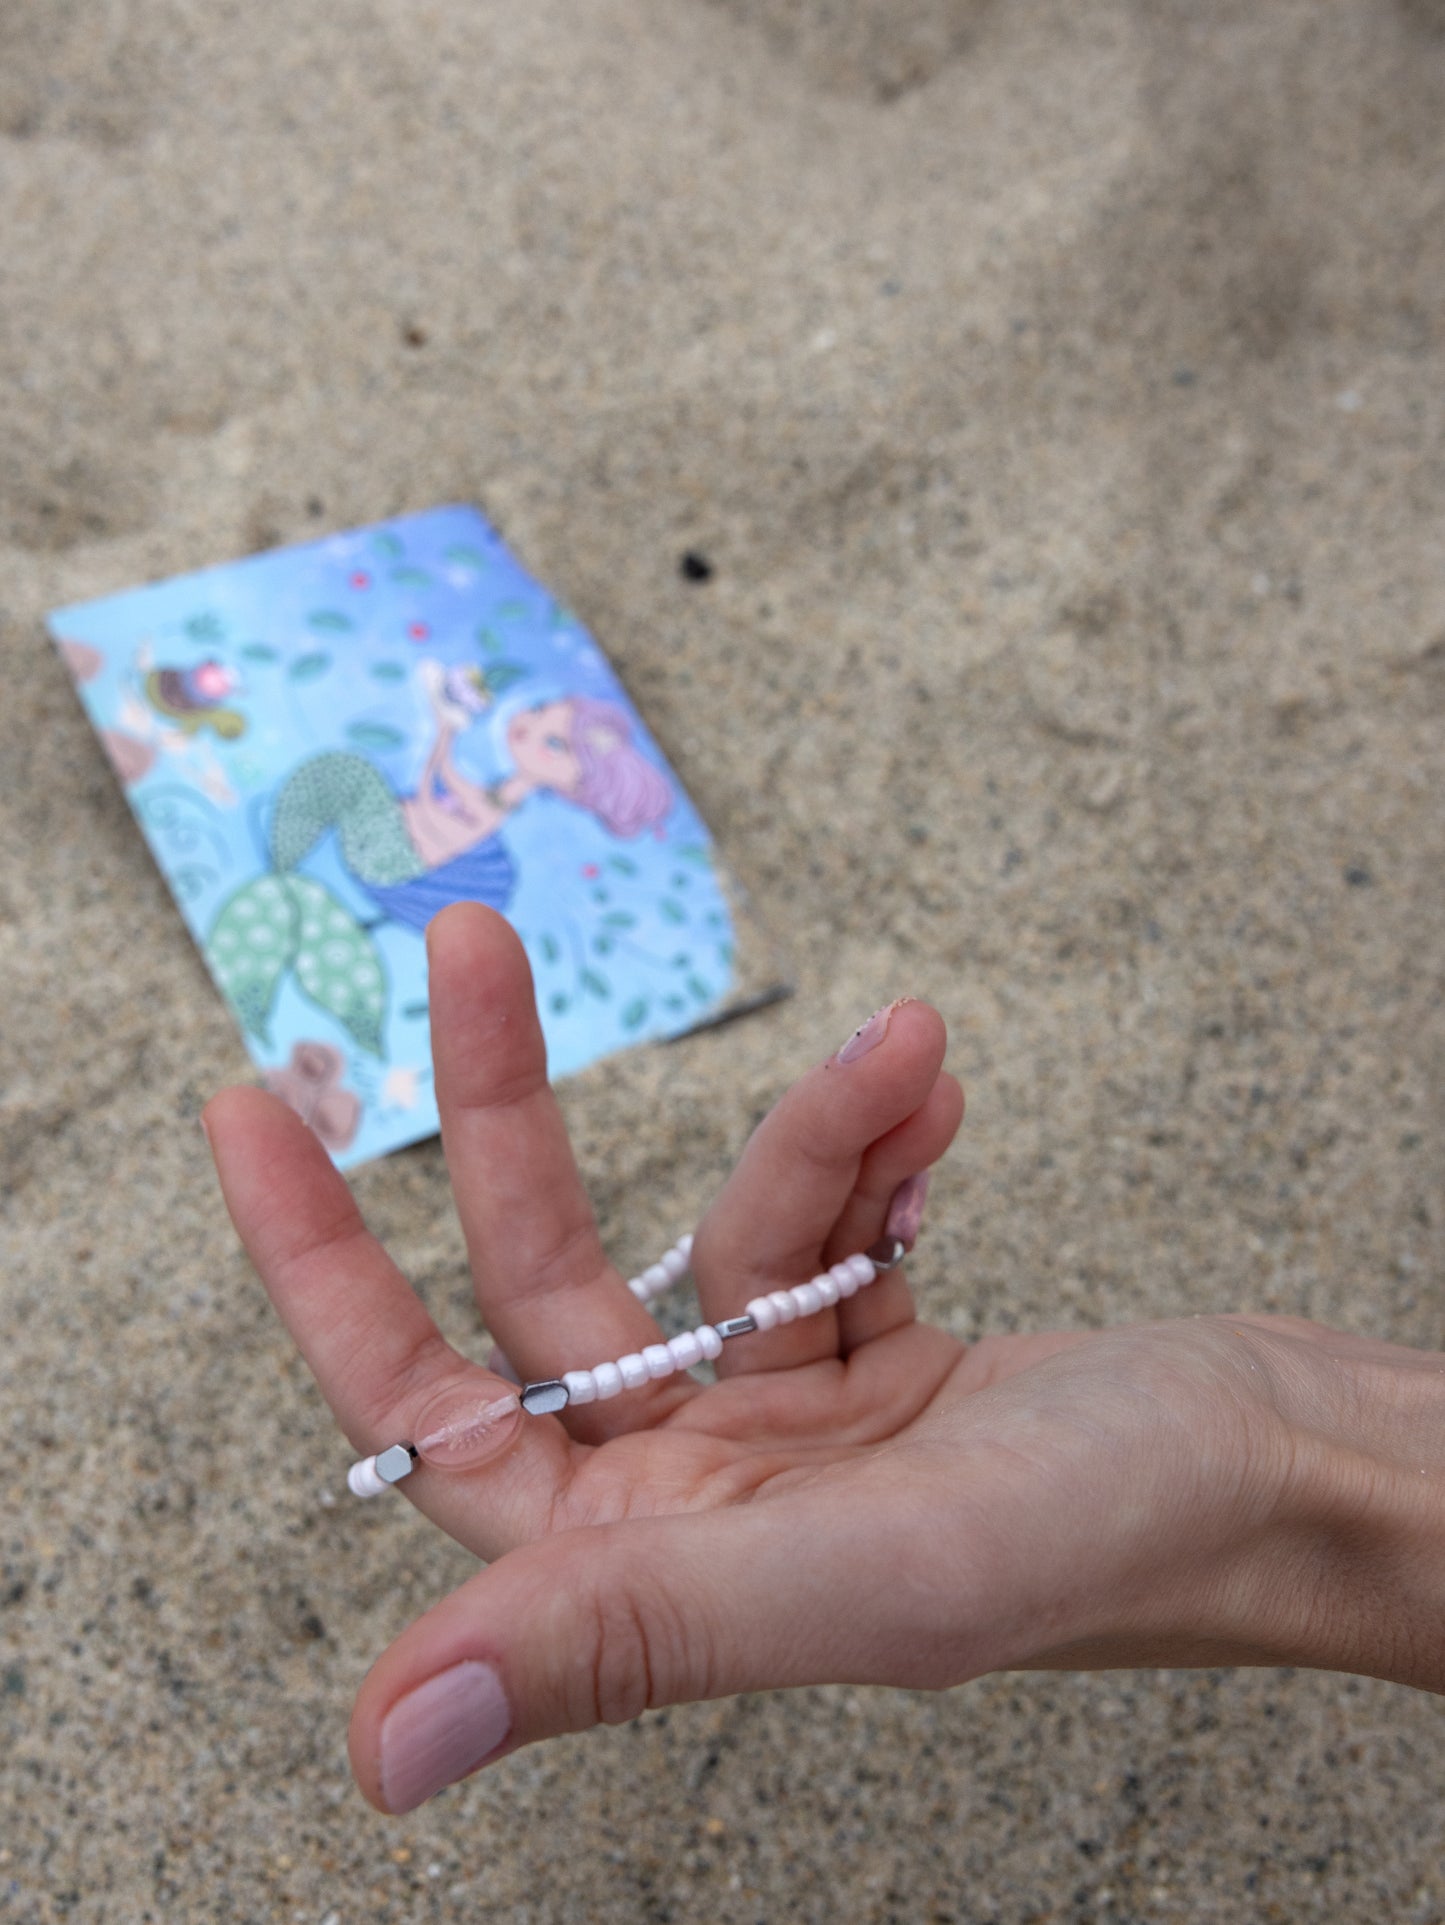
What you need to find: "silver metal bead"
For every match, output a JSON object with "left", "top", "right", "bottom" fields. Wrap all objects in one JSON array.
[
  {"left": 715, "top": 1315, "right": 758, "bottom": 1340},
  {"left": 865, "top": 1236, "right": 907, "bottom": 1271},
  {"left": 375, "top": 1442, "right": 417, "bottom": 1484},
  {"left": 520, "top": 1379, "right": 570, "bottom": 1416}
]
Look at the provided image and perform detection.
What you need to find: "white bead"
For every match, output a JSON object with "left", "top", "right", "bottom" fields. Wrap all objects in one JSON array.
[
  {"left": 563, "top": 1369, "right": 597, "bottom": 1405},
  {"left": 845, "top": 1252, "right": 878, "bottom": 1287},
  {"left": 668, "top": 1332, "right": 703, "bottom": 1370},
  {"left": 695, "top": 1324, "right": 723, "bottom": 1361},
  {"left": 644, "top": 1343, "right": 676, "bottom": 1380},
  {"left": 768, "top": 1290, "right": 798, "bottom": 1324},
  {"left": 830, "top": 1263, "right": 859, "bottom": 1299},
  {"left": 813, "top": 1271, "right": 841, "bottom": 1307},
  {"left": 347, "top": 1456, "right": 386, "bottom": 1499},
  {"left": 661, "top": 1245, "right": 690, "bottom": 1281},
  {"left": 746, "top": 1295, "right": 779, "bottom": 1332},
  {"left": 677, "top": 1232, "right": 694, "bottom": 1256},
  {"left": 641, "top": 1262, "right": 671, "bottom": 1294},
  {"left": 791, "top": 1282, "right": 824, "bottom": 1318},
  {"left": 593, "top": 1362, "right": 624, "bottom": 1400},
  {"left": 618, "top": 1352, "right": 650, "bottom": 1389},
  {"left": 628, "top": 1277, "right": 650, "bottom": 1301}
]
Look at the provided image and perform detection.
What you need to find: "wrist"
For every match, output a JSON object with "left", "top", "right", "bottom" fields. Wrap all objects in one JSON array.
[{"left": 1240, "top": 1324, "right": 1445, "bottom": 1693}]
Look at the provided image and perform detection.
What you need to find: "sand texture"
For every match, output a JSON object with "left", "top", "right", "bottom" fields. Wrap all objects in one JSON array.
[{"left": 3, "top": 0, "right": 1445, "bottom": 1918}]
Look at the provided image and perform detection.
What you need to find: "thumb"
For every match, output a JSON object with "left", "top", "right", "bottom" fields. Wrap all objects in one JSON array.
[{"left": 348, "top": 1485, "right": 960, "bottom": 1814}]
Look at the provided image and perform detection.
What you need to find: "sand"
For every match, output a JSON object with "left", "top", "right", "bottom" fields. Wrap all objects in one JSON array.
[{"left": 3, "top": 0, "right": 1444, "bottom": 1918}]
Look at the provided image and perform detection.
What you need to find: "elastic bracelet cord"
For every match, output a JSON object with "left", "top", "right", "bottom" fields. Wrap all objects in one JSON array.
[{"left": 347, "top": 1174, "right": 926, "bottom": 1498}]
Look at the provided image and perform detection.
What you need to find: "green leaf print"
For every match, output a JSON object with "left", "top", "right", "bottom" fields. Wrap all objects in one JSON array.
[
  {"left": 540, "top": 933, "right": 560, "bottom": 964},
  {"left": 307, "top": 611, "right": 354, "bottom": 633},
  {"left": 621, "top": 998, "right": 649, "bottom": 1030},
  {"left": 606, "top": 855, "right": 637, "bottom": 876},
  {"left": 184, "top": 611, "right": 225, "bottom": 642},
  {"left": 444, "top": 544, "right": 488, "bottom": 570},
  {"left": 371, "top": 531, "right": 405, "bottom": 560},
  {"left": 659, "top": 898, "right": 686, "bottom": 924},
  {"left": 207, "top": 875, "right": 301, "bottom": 1044},
  {"left": 579, "top": 968, "right": 609, "bottom": 999},
  {"left": 290, "top": 652, "right": 332, "bottom": 681},
  {"left": 481, "top": 661, "right": 527, "bottom": 697},
  {"left": 390, "top": 566, "right": 434, "bottom": 589},
  {"left": 346, "top": 721, "right": 406, "bottom": 752},
  {"left": 371, "top": 661, "right": 407, "bottom": 682}
]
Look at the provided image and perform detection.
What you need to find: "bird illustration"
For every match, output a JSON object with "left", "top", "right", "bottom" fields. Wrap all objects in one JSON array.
[{"left": 142, "top": 660, "right": 247, "bottom": 738}]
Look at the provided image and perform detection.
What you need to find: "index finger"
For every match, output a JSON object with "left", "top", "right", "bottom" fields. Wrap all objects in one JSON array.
[{"left": 201, "top": 1084, "right": 568, "bottom": 1537}]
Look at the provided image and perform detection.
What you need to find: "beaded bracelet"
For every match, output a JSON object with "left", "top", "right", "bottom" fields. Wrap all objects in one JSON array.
[{"left": 346, "top": 1171, "right": 928, "bottom": 1499}]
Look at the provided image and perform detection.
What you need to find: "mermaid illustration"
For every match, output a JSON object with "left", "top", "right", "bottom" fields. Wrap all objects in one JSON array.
[{"left": 207, "top": 662, "right": 675, "bottom": 1056}]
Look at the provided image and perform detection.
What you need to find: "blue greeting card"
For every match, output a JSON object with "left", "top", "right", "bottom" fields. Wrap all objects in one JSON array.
[{"left": 50, "top": 507, "right": 771, "bottom": 1166}]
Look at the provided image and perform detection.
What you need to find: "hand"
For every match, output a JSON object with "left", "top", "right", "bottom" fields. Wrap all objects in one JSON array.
[{"left": 203, "top": 905, "right": 1445, "bottom": 1815}]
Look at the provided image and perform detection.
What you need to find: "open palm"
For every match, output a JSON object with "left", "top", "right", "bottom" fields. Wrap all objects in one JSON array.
[{"left": 206, "top": 903, "right": 1403, "bottom": 1813}]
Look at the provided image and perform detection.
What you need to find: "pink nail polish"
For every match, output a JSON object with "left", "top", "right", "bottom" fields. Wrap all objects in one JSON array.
[
  {"left": 837, "top": 1005, "right": 890, "bottom": 1065},
  {"left": 884, "top": 1170, "right": 930, "bottom": 1247},
  {"left": 836, "top": 998, "right": 914, "bottom": 1065},
  {"left": 379, "top": 1661, "right": 513, "bottom": 1813}
]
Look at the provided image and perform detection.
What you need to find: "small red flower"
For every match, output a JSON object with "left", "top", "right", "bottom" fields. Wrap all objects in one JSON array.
[
  {"left": 581, "top": 863, "right": 600, "bottom": 880},
  {"left": 408, "top": 621, "right": 430, "bottom": 641},
  {"left": 350, "top": 571, "right": 372, "bottom": 589}
]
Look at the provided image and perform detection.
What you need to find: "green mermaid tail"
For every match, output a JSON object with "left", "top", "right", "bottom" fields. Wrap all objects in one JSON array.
[
  {"left": 269, "top": 750, "right": 423, "bottom": 886},
  {"left": 208, "top": 872, "right": 388, "bottom": 1056}
]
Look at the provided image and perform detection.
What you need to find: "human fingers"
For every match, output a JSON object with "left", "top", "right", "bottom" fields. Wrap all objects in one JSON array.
[
  {"left": 347, "top": 1458, "right": 979, "bottom": 1813},
  {"left": 202, "top": 1083, "right": 569, "bottom": 1551},
  {"left": 690, "top": 999, "right": 949, "bottom": 1373},
  {"left": 426, "top": 903, "right": 686, "bottom": 1437},
  {"left": 831, "top": 1070, "right": 964, "bottom": 1355}
]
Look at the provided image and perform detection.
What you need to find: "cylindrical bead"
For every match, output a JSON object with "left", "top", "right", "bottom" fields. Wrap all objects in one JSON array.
[
  {"left": 661, "top": 1245, "right": 690, "bottom": 1281},
  {"left": 812, "top": 1272, "right": 841, "bottom": 1307},
  {"left": 593, "top": 1362, "right": 624, "bottom": 1400},
  {"left": 668, "top": 1331, "right": 703, "bottom": 1370},
  {"left": 643, "top": 1343, "right": 676, "bottom": 1380},
  {"left": 627, "top": 1277, "right": 650, "bottom": 1301},
  {"left": 641, "top": 1262, "right": 671, "bottom": 1294},
  {"left": 695, "top": 1325, "right": 723, "bottom": 1361},
  {"left": 791, "top": 1281, "right": 823, "bottom": 1318},
  {"left": 768, "top": 1289, "right": 798, "bottom": 1324},
  {"left": 677, "top": 1232, "right": 694, "bottom": 1257},
  {"left": 746, "top": 1295, "right": 780, "bottom": 1332},
  {"left": 563, "top": 1369, "right": 597, "bottom": 1405},
  {"left": 618, "top": 1352, "right": 650, "bottom": 1389},
  {"left": 845, "top": 1252, "right": 878, "bottom": 1287},
  {"left": 347, "top": 1456, "right": 386, "bottom": 1499}
]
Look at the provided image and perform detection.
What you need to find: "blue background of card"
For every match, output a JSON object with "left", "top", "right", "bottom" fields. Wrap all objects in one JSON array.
[{"left": 50, "top": 506, "right": 735, "bottom": 1165}]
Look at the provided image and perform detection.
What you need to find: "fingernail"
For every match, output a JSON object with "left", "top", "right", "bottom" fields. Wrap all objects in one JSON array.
[
  {"left": 378, "top": 1661, "right": 513, "bottom": 1813},
  {"left": 486, "top": 1345, "right": 521, "bottom": 1387},
  {"left": 884, "top": 1170, "right": 930, "bottom": 1247},
  {"left": 836, "top": 999, "right": 911, "bottom": 1065},
  {"left": 198, "top": 1112, "right": 213, "bottom": 1149}
]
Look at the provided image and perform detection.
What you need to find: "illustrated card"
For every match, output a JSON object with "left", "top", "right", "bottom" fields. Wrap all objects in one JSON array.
[{"left": 50, "top": 506, "right": 781, "bottom": 1166}]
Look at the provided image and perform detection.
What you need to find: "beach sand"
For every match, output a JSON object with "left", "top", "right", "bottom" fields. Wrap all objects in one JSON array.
[{"left": 3, "top": 1, "right": 1443, "bottom": 1917}]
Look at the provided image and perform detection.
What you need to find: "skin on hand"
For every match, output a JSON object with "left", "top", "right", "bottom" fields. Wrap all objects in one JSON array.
[{"left": 202, "top": 905, "right": 1445, "bottom": 1815}]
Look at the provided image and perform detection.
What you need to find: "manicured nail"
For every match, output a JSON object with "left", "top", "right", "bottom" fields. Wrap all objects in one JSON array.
[
  {"left": 378, "top": 1661, "right": 513, "bottom": 1813},
  {"left": 486, "top": 1345, "right": 521, "bottom": 1387},
  {"left": 837, "top": 1005, "right": 889, "bottom": 1064},
  {"left": 884, "top": 1170, "right": 930, "bottom": 1247},
  {"left": 836, "top": 999, "right": 912, "bottom": 1065}
]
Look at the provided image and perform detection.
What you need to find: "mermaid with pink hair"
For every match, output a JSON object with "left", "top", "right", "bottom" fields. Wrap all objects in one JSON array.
[{"left": 269, "top": 668, "right": 674, "bottom": 934}]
